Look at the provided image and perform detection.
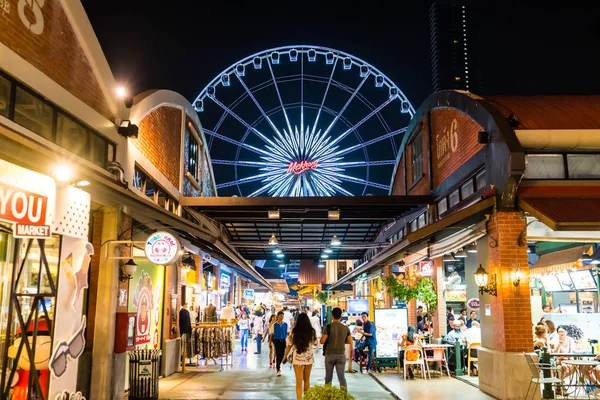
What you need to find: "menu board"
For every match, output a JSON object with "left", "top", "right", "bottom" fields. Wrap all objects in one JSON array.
[
  {"left": 348, "top": 299, "right": 370, "bottom": 315},
  {"left": 374, "top": 308, "right": 408, "bottom": 359},
  {"left": 556, "top": 272, "right": 576, "bottom": 291},
  {"left": 570, "top": 270, "right": 597, "bottom": 290},
  {"left": 540, "top": 275, "right": 562, "bottom": 292}
]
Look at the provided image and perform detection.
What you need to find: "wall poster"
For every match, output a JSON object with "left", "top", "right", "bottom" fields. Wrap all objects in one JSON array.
[{"left": 128, "top": 260, "right": 165, "bottom": 350}]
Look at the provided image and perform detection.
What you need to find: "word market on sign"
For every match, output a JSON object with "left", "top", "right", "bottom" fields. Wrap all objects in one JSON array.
[
  {"left": 435, "top": 118, "right": 459, "bottom": 164},
  {"left": 0, "top": 182, "right": 51, "bottom": 238},
  {"left": 144, "top": 231, "right": 180, "bottom": 265},
  {"left": 287, "top": 160, "right": 318, "bottom": 175}
]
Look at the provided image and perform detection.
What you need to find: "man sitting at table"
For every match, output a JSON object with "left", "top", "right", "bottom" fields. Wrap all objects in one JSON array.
[{"left": 446, "top": 320, "right": 466, "bottom": 344}]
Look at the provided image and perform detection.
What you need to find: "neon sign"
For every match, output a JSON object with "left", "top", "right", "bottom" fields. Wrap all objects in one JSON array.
[{"left": 287, "top": 160, "right": 318, "bottom": 175}]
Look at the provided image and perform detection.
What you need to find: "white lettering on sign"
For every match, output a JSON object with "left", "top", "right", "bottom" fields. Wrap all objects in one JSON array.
[
  {"left": 436, "top": 118, "right": 459, "bottom": 165},
  {"left": 16, "top": 224, "right": 50, "bottom": 237},
  {"left": 18, "top": 0, "right": 45, "bottom": 35}
]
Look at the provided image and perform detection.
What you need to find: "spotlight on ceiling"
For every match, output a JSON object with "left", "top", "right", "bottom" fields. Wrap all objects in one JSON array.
[
  {"left": 321, "top": 254, "right": 329, "bottom": 259},
  {"left": 272, "top": 248, "right": 282, "bottom": 254},
  {"left": 117, "top": 120, "right": 139, "bottom": 138},
  {"left": 467, "top": 243, "right": 478, "bottom": 253},
  {"left": 443, "top": 254, "right": 455, "bottom": 262},
  {"left": 454, "top": 249, "right": 468, "bottom": 258},
  {"left": 268, "top": 210, "right": 281, "bottom": 220},
  {"left": 268, "top": 234, "right": 278, "bottom": 246},
  {"left": 328, "top": 209, "right": 340, "bottom": 220},
  {"left": 330, "top": 234, "right": 341, "bottom": 246},
  {"left": 324, "top": 247, "right": 333, "bottom": 254},
  {"left": 276, "top": 253, "right": 284, "bottom": 258}
]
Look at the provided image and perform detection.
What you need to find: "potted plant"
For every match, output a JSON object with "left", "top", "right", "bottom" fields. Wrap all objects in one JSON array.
[
  {"left": 383, "top": 274, "right": 437, "bottom": 313},
  {"left": 303, "top": 384, "right": 355, "bottom": 400}
]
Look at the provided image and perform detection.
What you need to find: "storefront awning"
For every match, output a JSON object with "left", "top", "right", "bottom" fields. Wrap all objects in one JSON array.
[
  {"left": 329, "top": 197, "right": 496, "bottom": 289},
  {"left": 530, "top": 245, "right": 590, "bottom": 274},
  {"left": 519, "top": 197, "right": 600, "bottom": 231}
]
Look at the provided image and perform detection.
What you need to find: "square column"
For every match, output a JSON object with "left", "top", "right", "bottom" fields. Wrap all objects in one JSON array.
[
  {"left": 431, "top": 257, "right": 447, "bottom": 338},
  {"left": 478, "top": 211, "right": 534, "bottom": 400}
]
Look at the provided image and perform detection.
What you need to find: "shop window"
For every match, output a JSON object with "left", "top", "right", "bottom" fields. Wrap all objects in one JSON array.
[
  {"left": 524, "top": 154, "right": 565, "bottom": 179},
  {"left": 56, "top": 113, "right": 88, "bottom": 157},
  {"left": 460, "top": 180, "right": 475, "bottom": 199},
  {"left": 90, "top": 132, "right": 109, "bottom": 168},
  {"left": 417, "top": 213, "right": 426, "bottom": 229},
  {"left": 567, "top": 154, "right": 600, "bottom": 178},
  {"left": 410, "top": 218, "right": 418, "bottom": 232},
  {"left": 437, "top": 198, "right": 448, "bottom": 216},
  {"left": 0, "top": 75, "right": 10, "bottom": 118},
  {"left": 475, "top": 170, "right": 486, "bottom": 190},
  {"left": 14, "top": 87, "right": 54, "bottom": 141},
  {"left": 411, "top": 130, "right": 424, "bottom": 184},
  {"left": 187, "top": 132, "right": 200, "bottom": 181},
  {"left": 449, "top": 189, "right": 460, "bottom": 208}
]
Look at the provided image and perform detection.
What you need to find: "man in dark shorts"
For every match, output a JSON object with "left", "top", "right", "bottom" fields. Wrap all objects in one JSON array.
[{"left": 321, "top": 307, "right": 353, "bottom": 390}]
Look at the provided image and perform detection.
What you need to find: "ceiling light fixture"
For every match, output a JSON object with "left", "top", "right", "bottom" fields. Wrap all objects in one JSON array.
[
  {"left": 330, "top": 234, "right": 341, "bottom": 246},
  {"left": 321, "top": 254, "right": 329, "bottom": 259},
  {"left": 442, "top": 254, "right": 455, "bottom": 262},
  {"left": 276, "top": 253, "right": 284, "bottom": 258},
  {"left": 466, "top": 243, "right": 477, "bottom": 253},
  {"left": 268, "top": 210, "right": 281, "bottom": 219},
  {"left": 268, "top": 233, "right": 278, "bottom": 246},
  {"left": 328, "top": 209, "right": 341, "bottom": 220},
  {"left": 272, "top": 248, "right": 282, "bottom": 254},
  {"left": 454, "top": 249, "right": 467, "bottom": 258},
  {"left": 324, "top": 247, "right": 333, "bottom": 254}
]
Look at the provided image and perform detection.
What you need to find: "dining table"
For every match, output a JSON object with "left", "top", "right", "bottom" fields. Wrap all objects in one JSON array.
[{"left": 561, "top": 359, "right": 600, "bottom": 397}]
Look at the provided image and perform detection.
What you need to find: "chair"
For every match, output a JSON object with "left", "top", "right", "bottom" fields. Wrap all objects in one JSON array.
[
  {"left": 424, "top": 347, "right": 451, "bottom": 378},
  {"left": 403, "top": 345, "right": 428, "bottom": 380},
  {"left": 523, "top": 352, "right": 562, "bottom": 400},
  {"left": 467, "top": 342, "right": 480, "bottom": 376}
]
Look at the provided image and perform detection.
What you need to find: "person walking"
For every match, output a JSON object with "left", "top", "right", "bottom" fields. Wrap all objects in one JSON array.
[
  {"left": 283, "top": 313, "right": 318, "bottom": 400},
  {"left": 253, "top": 311, "right": 264, "bottom": 354},
  {"left": 271, "top": 311, "right": 288, "bottom": 376},
  {"left": 357, "top": 312, "right": 377, "bottom": 374},
  {"left": 238, "top": 313, "right": 249, "bottom": 352},
  {"left": 320, "top": 307, "right": 353, "bottom": 390},
  {"left": 309, "top": 310, "right": 322, "bottom": 347},
  {"left": 263, "top": 314, "right": 277, "bottom": 367}
]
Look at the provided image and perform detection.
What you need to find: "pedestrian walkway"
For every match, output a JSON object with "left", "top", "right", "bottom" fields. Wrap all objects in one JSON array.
[{"left": 158, "top": 344, "right": 395, "bottom": 399}]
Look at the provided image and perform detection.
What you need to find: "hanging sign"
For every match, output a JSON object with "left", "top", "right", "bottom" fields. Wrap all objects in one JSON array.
[
  {"left": 0, "top": 160, "right": 55, "bottom": 238},
  {"left": 243, "top": 289, "right": 255, "bottom": 300},
  {"left": 287, "top": 160, "right": 318, "bottom": 175},
  {"left": 418, "top": 260, "right": 433, "bottom": 276},
  {"left": 144, "top": 231, "right": 180, "bottom": 265},
  {"left": 220, "top": 273, "right": 230, "bottom": 288},
  {"left": 467, "top": 298, "right": 480, "bottom": 311}
]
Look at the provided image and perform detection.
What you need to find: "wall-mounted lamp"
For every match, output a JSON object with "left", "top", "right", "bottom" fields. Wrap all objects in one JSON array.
[
  {"left": 117, "top": 120, "right": 139, "bottom": 138},
  {"left": 474, "top": 264, "right": 497, "bottom": 296},
  {"left": 120, "top": 259, "right": 137, "bottom": 282},
  {"left": 511, "top": 267, "right": 523, "bottom": 287}
]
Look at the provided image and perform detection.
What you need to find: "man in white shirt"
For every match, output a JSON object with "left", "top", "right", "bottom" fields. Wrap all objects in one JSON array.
[
  {"left": 220, "top": 302, "right": 235, "bottom": 322},
  {"left": 446, "top": 320, "right": 466, "bottom": 344},
  {"left": 465, "top": 321, "right": 481, "bottom": 346},
  {"left": 282, "top": 307, "right": 293, "bottom": 329}
]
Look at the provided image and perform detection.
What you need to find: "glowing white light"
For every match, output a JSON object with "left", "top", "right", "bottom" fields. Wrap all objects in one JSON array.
[{"left": 116, "top": 87, "right": 126, "bottom": 98}]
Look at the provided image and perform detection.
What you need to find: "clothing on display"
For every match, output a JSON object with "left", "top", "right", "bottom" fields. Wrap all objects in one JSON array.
[{"left": 185, "top": 325, "right": 234, "bottom": 360}]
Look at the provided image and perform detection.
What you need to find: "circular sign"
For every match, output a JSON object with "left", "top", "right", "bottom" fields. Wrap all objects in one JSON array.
[
  {"left": 145, "top": 231, "right": 180, "bottom": 265},
  {"left": 467, "top": 298, "right": 480, "bottom": 310}
]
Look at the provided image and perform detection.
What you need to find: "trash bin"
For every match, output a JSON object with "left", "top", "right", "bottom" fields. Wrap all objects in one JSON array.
[{"left": 128, "top": 349, "right": 161, "bottom": 400}]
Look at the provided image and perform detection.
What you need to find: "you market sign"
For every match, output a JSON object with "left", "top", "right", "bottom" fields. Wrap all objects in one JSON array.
[{"left": 0, "top": 160, "right": 55, "bottom": 238}]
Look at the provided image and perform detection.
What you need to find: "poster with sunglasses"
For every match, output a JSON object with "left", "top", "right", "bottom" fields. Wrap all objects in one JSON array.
[
  {"left": 49, "top": 316, "right": 86, "bottom": 378},
  {"left": 128, "top": 260, "right": 165, "bottom": 350}
]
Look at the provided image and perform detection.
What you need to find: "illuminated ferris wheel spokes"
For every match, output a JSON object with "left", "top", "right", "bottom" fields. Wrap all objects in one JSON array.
[{"left": 194, "top": 46, "right": 415, "bottom": 197}]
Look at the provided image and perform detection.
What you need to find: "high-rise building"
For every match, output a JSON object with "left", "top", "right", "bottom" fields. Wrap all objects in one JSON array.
[{"left": 430, "top": 1, "right": 481, "bottom": 93}]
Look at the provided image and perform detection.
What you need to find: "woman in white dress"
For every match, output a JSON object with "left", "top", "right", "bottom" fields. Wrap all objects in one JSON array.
[
  {"left": 309, "top": 310, "right": 322, "bottom": 346},
  {"left": 283, "top": 313, "right": 318, "bottom": 400}
]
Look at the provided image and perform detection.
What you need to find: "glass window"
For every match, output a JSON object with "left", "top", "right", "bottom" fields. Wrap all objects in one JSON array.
[
  {"left": 475, "top": 170, "right": 486, "bottom": 190},
  {"left": 449, "top": 189, "right": 460, "bottom": 208},
  {"left": 0, "top": 226, "right": 15, "bottom": 369},
  {"left": 56, "top": 113, "right": 88, "bottom": 157},
  {"left": 417, "top": 213, "right": 426, "bottom": 229},
  {"left": 90, "top": 132, "right": 108, "bottom": 168},
  {"left": 567, "top": 154, "right": 600, "bottom": 179},
  {"left": 0, "top": 75, "right": 10, "bottom": 118},
  {"left": 461, "top": 180, "right": 475, "bottom": 199},
  {"left": 411, "top": 130, "right": 424, "bottom": 184},
  {"left": 188, "top": 132, "right": 200, "bottom": 181},
  {"left": 410, "top": 219, "right": 418, "bottom": 232},
  {"left": 524, "top": 154, "right": 565, "bottom": 179},
  {"left": 437, "top": 198, "right": 448, "bottom": 216},
  {"left": 14, "top": 87, "right": 54, "bottom": 141}
]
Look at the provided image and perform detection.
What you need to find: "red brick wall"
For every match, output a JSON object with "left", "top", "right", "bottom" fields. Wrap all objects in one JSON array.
[
  {"left": 85, "top": 209, "right": 104, "bottom": 351},
  {"left": 135, "top": 106, "right": 182, "bottom": 188},
  {"left": 406, "top": 119, "right": 430, "bottom": 196},
  {"left": 430, "top": 109, "right": 484, "bottom": 188},
  {"left": 431, "top": 258, "right": 446, "bottom": 337},
  {"left": 487, "top": 212, "right": 532, "bottom": 352},
  {"left": 0, "top": 1, "right": 113, "bottom": 120}
]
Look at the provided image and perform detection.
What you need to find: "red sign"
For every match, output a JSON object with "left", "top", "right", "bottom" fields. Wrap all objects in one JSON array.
[
  {"left": 467, "top": 298, "right": 480, "bottom": 310},
  {"left": 0, "top": 181, "right": 51, "bottom": 238},
  {"left": 287, "top": 160, "right": 318, "bottom": 175}
]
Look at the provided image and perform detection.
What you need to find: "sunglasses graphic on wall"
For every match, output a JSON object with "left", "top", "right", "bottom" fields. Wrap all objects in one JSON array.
[{"left": 49, "top": 316, "right": 86, "bottom": 378}]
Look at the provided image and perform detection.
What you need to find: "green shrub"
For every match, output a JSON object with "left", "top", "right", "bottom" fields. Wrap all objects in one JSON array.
[{"left": 303, "top": 384, "right": 355, "bottom": 400}]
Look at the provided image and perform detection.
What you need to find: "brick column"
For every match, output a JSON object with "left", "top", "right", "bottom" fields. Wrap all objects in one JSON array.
[
  {"left": 487, "top": 211, "right": 532, "bottom": 353},
  {"left": 407, "top": 299, "right": 417, "bottom": 327},
  {"left": 431, "top": 257, "right": 446, "bottom": 337},
  {"left": 383, "top": 265, "right": 393, "bottom": 308}
]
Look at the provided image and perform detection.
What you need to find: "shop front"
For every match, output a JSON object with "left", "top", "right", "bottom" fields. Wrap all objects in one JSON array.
[{"left": 0, "top": 159, "right": 92, "bottom": 399}]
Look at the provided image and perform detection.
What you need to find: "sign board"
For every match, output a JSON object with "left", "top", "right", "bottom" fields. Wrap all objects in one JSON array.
[
  {"left": 287, "top": 160, "right": 318, "bottom": 175},
  {"left": 128, "top": 261, "right": 165, "bottom": 349},
  {"left": 138, "top": 360, "right": 152, "bottom": 377},
  {"left": 0, "top": 160, "right": 55, "bottom": 238},
  {"left": 347, "top": 299, "right": 369, "bottom": 315},
  {"left": 467, "top": 298, "right": 480, "bottom": 311},
  {"left": 220, "top": 272, "right": 230, "bottom": 288},
  {"left": 144, "top": 231, "right": 180, "bottom": 265},
  {"left": 243, "top": 289, "right": 255, "bottom": 300},
  {"left": 418, "top": 260, "right": 432, "bottom": 276},
  {"left": 374, "top": 308, "right": 408, "bottom": 359},
  {"left": 484, "top": 304, "right": 491, "bottom": 316}
]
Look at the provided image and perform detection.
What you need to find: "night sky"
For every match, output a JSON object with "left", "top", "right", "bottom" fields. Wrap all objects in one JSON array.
[{"left": 82, "top": 0, "right": 600, "bottom": 195}]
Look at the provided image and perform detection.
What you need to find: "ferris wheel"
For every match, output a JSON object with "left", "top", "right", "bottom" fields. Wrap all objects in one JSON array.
[{"left": 193, "top": 45, "right": 415, "bottom": 197}]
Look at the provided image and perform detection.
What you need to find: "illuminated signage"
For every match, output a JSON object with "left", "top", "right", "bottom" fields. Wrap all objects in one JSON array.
[
  {"left": 287, "top": 160, "right": 318, "bottom": 175},
  {"left": 144, "top": 231, "right": 180, "bottom": 265},
  {"left": 220, "top": 273, "right": 230, "bottom": 288},
  {"left": 0, "top": 160, "right": 55, "bottom": 238},
  {"left": 243, "top": 289, "right": 254, "bottom": 300}
]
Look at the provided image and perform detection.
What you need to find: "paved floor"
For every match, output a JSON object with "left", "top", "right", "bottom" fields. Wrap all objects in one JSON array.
[{"left": 157, "top": 339, "right": 493, "bottom": 400}]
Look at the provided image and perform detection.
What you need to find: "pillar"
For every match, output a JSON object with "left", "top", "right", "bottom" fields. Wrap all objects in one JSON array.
[
  {"left": 407, "top": 299, "right": 417, "bottom": 327},
  {"left": 478, "top": 212, "right": 533, "bottom": 400},
  {"left": 431, "top": 257, "right": 446, "bottom": 338},
  {"left": 383, "top": 266, "right": 393, "bottom": 308}
]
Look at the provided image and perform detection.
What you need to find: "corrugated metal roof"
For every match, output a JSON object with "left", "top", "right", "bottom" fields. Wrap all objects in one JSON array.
[
  {"left": 487, "top": 96, "right": 600, "bottom": 130},
  {"left": 523, "top": 197, "right": 600, "bottom": 223}
]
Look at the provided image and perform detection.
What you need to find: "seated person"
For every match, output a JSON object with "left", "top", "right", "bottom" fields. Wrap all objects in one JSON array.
[
  {"left": 445, "top": 320, "right": 467, "bottom": 372},
  {"left": 555, "top": 325, "right": 576, "bottom": 381},
  {"left": 533, "top": 324, "right": 550, "bottom": 352},
  {"left": 417, "top": 316, "right": 426, "bottom": 334},
  {"left": 398, "top": 325, "right": 422, "bottom": 379}
]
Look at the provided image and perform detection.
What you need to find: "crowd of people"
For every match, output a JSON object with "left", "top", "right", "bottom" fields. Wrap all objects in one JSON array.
[{"left": 220, "top": 303, "right": 376, "bottom": 400}]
